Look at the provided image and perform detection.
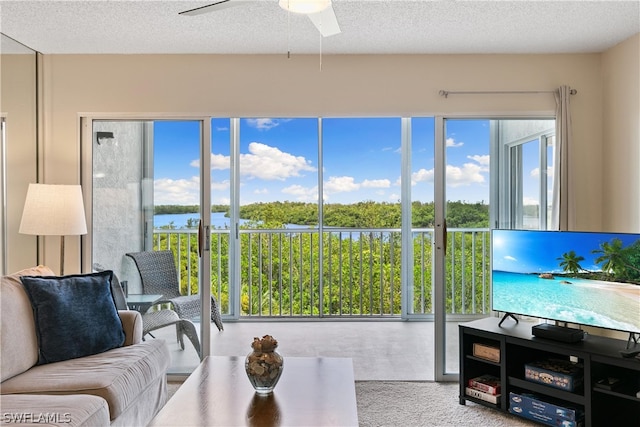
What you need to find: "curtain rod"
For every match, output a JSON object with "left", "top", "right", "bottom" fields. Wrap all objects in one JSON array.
[{"left": 439, "top": 89, "right": 577, "bottom": 98}]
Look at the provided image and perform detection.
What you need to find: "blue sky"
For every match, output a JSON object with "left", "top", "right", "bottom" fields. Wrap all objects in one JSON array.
[
  {"left": 492, "top": 229, "right": 640, "bottom": 274},
  {"left": 152, "top": 118, "right": 544, "bottom": 207}
]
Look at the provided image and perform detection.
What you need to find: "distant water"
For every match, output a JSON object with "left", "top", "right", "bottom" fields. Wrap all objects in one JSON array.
[
  {"left": 154, "top": 212, "right": 244, "bottom": 229},
  {"left": 154, "top": 212, "right": 315, "bottom": 230},
  {"left": 492, "top": 271, "right": 640, "bottom": 333}
]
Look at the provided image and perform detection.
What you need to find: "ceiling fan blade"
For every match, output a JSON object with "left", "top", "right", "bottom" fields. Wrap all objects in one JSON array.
[
  {"left": 179, "top": 0, "right": 246, "bottom": 16},
  {"left": 307, "top": 4, "right": 341, "bottom": 37}
]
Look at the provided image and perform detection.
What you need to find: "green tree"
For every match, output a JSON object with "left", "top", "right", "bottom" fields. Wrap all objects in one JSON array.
[
  {"left": 557, "top": 250, "right": 585, "bottom": 275},
  {"left": 592, "top": 238, "right": 625, "bottom": 277},
  {"left": 620, "top": 240, "right": 640, "bottom": 282}
]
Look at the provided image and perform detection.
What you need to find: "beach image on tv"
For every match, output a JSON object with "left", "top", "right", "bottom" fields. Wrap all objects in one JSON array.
[{"left": 491, "top": 230, "right": 640, "bottom": 334}]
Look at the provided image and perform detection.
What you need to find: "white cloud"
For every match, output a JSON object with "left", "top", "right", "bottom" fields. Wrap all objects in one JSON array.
[
  {"left": 211, "top": 180, "right": 230, "bottom": 191},
  {"left": 191, "top": 153, "right": 231, "bottom": 170},
  {"left": 412, "top": 160, "right": 488, "bottom": 187},
  {"left": 245, "top": 118, "right": 281, "bottom": 130},
  {"left": 254, "top": 188, "right": 269, "bottom": 194},
  {"left": 504, "top": 255, "right": 517, "bottom": 262},
  {"left": 446, "top": 163, "right": 485, "bottom": 187},
  {"left": 446, "top": 137, "right": 464, "bottom": 148},
  {"left": 282, "top": 184, "right": 318, "bottom": 202},
  {"left": 362, "top": 179, "right": 391, "bottom": 188},
  {"left": 241, "top": 142, "right": 316, "bottom": 181},
  {"left": 523, "top": 196, "right": 539, "bottom": 206},
  {"left": 389, "top": 193, "right": 400, "bottom": 201},
  {"left": 468, "top": 154, "right": 490, "bottom": 169},
  {"left": 531, "top": 166, "right": 554, "bottom": 178},
  {"left": 324, "top": 176, "right": 360, "bottom": 193},
  {"left": 211, "top": 153, "right": 230, "bottom": 170},
  {"left": 411, "top": 168, "right": 434, "bottom": 185},
  {"left": 154, "top": 177, "right": 199, "bottom": 205}
]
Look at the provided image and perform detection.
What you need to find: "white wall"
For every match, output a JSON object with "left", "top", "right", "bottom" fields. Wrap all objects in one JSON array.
[
  {"left": 1, "top": 53, "right": 38, "bottom": 273},
  {"left": 602, "top": 34, "right": 640, "bottom": 233},
  {"left": 4, "top": 43, "right": 638, "bottom": 272}
]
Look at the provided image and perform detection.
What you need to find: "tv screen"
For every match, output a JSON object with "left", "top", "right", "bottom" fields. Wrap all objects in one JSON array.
[{"left": 491, "top": 229, "right": 640, "bottom": 334}]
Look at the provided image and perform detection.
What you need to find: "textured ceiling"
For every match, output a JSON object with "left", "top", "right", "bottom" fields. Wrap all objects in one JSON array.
[{"left": 1, "top": 1, "right": 639, "bottom": 55}]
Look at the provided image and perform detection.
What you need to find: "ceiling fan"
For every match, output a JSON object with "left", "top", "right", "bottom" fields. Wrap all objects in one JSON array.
[{"left": 179, "top": 0, "right": 341, "bottom": 37}]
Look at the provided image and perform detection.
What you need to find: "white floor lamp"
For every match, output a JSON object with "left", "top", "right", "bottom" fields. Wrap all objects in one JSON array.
[{"left": 19, "top": 184, "right": 88, "bottom": 275}]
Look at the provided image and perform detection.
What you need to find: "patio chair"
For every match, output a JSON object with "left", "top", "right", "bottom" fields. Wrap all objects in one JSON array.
[
  {"left": 94, "top": 264, "right": 201, "bottom": 357},
  {"left": 140, "top": 309, "right": 201, "bottom": 357},
  {"left": 125, "top": 250, "right": 224, "bottom": 332}
]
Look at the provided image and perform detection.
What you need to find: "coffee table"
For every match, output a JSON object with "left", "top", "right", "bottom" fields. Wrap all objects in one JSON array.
[{"left": 149, "top": 356, "right": 359, "bottom": 427}]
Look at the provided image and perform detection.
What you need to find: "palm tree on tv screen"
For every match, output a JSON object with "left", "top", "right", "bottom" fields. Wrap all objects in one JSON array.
[
  {"left": 592, "top": 238, "right": 640, "bottom": 283},
  {"left": 557, "top": 250, "right": 585, "bottom": 275}
]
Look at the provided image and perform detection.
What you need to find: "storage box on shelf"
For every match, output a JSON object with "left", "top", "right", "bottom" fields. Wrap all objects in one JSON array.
[
  {"left": 473, "top": 343, "right": 501, "bottom": 363},
  {"left": 524, "top": 358, "right": 584, "bottom": 392},
  {"left": 509, "top": 391, "right": 584, "bottom": 427}
]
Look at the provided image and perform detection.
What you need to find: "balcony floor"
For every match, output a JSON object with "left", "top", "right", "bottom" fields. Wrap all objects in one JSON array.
[{"left": 152, "top": 319, "right": 463, "bottom": 381}]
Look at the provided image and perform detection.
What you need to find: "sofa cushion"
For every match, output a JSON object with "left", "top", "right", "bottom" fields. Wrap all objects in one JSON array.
[
  {"left": 20, "top": 271, "right": 125, "bottom": 365},
  {"left": 0, "top": 265, "right": 55, "bottom": 382},
  {"left": 0, "top": 339, "right": 170, "bottom": 421},
  {"left": 0, "top": 393, "right": 110, "bottom": 427}
]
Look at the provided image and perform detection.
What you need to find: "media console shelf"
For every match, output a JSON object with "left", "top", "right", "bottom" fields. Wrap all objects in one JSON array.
[{"left": 459, "top": 317, "right": 640, "bottom": 427}]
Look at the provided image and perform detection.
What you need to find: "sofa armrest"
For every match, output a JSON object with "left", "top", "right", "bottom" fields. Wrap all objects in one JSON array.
[{"left": 118, "top": 310, "right": 143, "bottom": 346}]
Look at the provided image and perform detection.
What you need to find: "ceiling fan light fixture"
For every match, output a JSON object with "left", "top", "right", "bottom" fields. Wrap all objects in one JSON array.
[{"left": 278, "top": 0, "right": 331, "bottom": 15}]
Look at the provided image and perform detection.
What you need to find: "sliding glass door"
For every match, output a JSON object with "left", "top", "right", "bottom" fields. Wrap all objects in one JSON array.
[
  {"left": 84, "top": 114, "right": 556, "bottom": 380},
  {"left": 436, "top": 117, "right": 555, "bottom": 379},
  {"left": 87, "top": 118, "right": 212, "bottom": 375}
]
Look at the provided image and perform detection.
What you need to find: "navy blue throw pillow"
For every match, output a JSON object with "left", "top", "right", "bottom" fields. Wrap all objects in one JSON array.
[{"left": 20, "top": 270, "right": 125, "bottom": 365}]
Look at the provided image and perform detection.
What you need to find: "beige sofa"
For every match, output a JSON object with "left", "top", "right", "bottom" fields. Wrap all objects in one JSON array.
[{"left": 0, "top": 266, "right": 171, "bottom": 426}]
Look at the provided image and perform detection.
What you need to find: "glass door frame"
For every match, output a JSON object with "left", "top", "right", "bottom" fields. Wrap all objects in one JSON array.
[
  {"left": 433, "top": 115, "right": 450, "bottom": 381},
  {"left": 433, "top": 114, "right": 556, "bottom": 381},
  {"left": 81, "top": 114, "right": 213, "bottom": 360}
]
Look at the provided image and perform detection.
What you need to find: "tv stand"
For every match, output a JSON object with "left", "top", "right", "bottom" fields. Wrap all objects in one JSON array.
[
  {"left": 460, "top": 317, "right": 640, "bottom": 426},
  {"left": 498, "top": 312, "right": 518, "bottom": 327}
]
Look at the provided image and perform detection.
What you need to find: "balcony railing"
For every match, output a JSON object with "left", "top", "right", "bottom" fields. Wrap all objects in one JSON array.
[{"left": 153, "top": 227, "right": 491, "bottom": 318}]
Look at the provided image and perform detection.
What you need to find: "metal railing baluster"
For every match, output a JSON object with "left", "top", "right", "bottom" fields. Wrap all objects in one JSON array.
[{"left": 152, "top": 227, "right": 491, "bottom": 319}]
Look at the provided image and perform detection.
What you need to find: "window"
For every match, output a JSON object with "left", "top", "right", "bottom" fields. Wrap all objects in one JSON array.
[{"left": 494, "top": 119, "right": 555, "bottom": 230}]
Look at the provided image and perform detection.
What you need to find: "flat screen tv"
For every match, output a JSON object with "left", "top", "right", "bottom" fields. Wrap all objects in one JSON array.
[{"left": 491, "top": 229, "right": 640, "bottom": 334}]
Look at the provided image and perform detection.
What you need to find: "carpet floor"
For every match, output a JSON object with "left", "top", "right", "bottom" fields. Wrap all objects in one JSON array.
[{"left": 167, "top": 381, "right": 538, "bottom": 426}]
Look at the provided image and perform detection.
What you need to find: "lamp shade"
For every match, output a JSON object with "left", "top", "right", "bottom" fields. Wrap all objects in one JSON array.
[
  {"left": 279, "top": 0, "right": 330, "bottom": 14},
  {"left": 19, "top": 184, "right": 87, "bottom": 236}
]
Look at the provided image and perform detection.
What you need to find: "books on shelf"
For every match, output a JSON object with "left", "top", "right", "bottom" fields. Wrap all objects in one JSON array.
[
  {"left": 468, "top": 374, "right": 501, "bottom": 395},
  {"left": 465, "top": 387, "right": 501, "bottom": 404},
  {"left": 465, "top": 374, "right": 501, "bottom": 404}
]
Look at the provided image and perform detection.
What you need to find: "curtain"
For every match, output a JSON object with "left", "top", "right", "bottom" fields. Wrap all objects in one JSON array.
[{"left": 551, "top": 86, "right": 573, "bottom": 231}]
